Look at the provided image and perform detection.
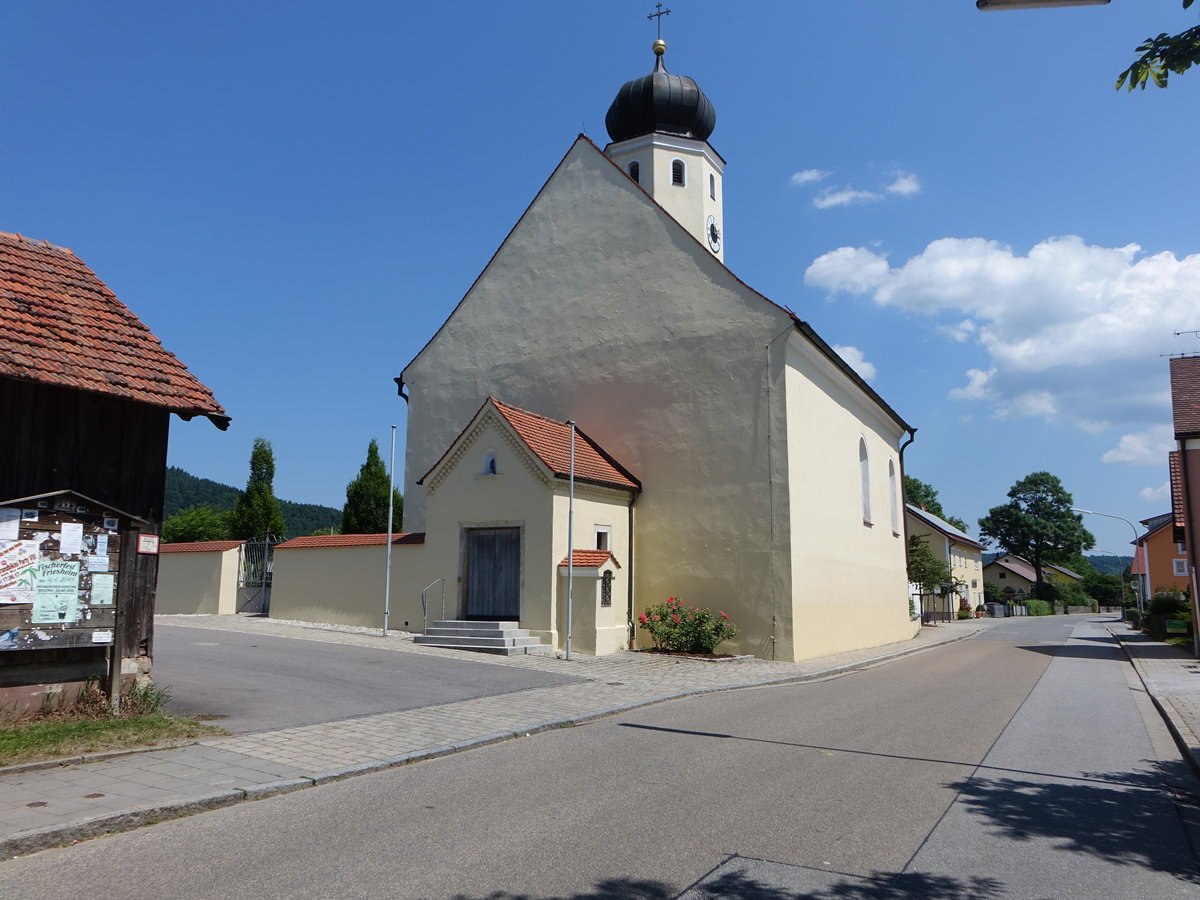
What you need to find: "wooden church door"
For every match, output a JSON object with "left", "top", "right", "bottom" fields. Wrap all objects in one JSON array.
[{"left": 464, "top": 527, "right": 521, "bottom": 620}]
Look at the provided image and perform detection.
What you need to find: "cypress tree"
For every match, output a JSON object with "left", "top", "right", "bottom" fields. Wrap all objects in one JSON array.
[
  {"left": 229, "top": 437, "right": 287, "bottom": 540},
  {"left": 342, "top": 438, "right": 403, "bottom": 534}
]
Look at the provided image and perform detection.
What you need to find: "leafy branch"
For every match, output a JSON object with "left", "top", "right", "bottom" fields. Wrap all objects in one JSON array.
[{"left": 1117, "top": 0, "right": 1200, "bottom": 91}]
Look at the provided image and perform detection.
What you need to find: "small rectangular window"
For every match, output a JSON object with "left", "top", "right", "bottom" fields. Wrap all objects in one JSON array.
[
  {"left": 595, "top": 526, "right": 610, "bottom": 552},
  {"left": 1174, "top": 559, "right": 1189, "bottom": 576}
]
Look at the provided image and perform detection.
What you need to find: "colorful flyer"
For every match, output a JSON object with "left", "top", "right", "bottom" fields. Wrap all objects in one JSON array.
[
  {"left": 32, "top": 558, "right": 80, "bottom": 623},
  {"left": 0, "top": 540, "right": 39, "bottom": 604}
]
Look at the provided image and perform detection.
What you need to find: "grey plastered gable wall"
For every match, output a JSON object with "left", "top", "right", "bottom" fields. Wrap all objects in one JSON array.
[{"left": 399, "top": 135, "right": 796, "bottom": 653}]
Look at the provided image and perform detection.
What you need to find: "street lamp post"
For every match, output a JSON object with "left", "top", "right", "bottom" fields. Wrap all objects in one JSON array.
[
  {"left": 1071, "top": 508, "right": 1147, "bottom": 614},
  {"left": 977, "top": 0, "right": 1110, "bottom": 9}
]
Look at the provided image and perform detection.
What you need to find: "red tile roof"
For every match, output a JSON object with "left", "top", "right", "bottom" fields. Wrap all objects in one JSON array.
[
  {"left": 274, "top": 532, "right": 425, "bottom": 550},
  {"left": 490, "top": 399, "right": 641, "bottom": 491},
  {"left": 160, "top": 540, "right": 244, "bottom": 553},
  {"left": 1171, "top": 451, "right": 1186, "bottom": 535},
  {"left": 1171, "top": 355, "right": 1200, "bottom": 437},
  {"left": 0, "top": 232, "right": 228, "bottom": 428},
  {"left": 987, "top": 555, "right": 1037, "bottom": 582},
  {"left": 558, "top": 550, "right": 621, "bottom": 569}
]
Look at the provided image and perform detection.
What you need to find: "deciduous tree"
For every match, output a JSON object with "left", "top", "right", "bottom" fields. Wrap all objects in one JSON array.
[
  {"left": 978, "top": 472, "right": 1094, "bottom": 601},
  {"left": 162, "top": 505, "right": 230, "bottom": 543},
  {"left": 341, "top": 438, "right": 403, "bottom": 534},
  {"left": 1117, "top": 0, "right": 1200, "bottom": 91},
  {"left": 229, "top": 437, "right": 286, "bottom": 540}
]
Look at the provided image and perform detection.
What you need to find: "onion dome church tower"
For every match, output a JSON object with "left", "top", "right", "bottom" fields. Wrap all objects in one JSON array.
[{"left": 604, "top": 37, "right": 726, "bottom": 262}]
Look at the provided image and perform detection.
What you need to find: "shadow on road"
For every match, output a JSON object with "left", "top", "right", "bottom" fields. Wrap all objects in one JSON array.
[
  {"left": 449, "top": 870, "right": 1004, "bottom": 899},
  {"left": 689, "top": 869, "right": 1003, "bottom": 899},
  {"left": 451, "top": 880, "right": 673, "bottom": 899},
  {"left": 946, "top": 761, "right": 1200, "bottom": 885},
  {"left": 1013, "top": 643, "right": 1124, "bottom": 660}
]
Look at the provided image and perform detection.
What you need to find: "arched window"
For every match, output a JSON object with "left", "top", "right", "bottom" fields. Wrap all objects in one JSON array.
[
  {"left": 601, "top": 571, "right": 613, "bottom": 608},
  {"left": 859, "top": 438, "right": 872, "bottom": 525},
  {"left": 709, "top": 173, "right": 716, "bottom": 199},
  {"left": 671, "top": 159, "right": 685, "bottom": 186},
  {"left": 888, "top": 459, "right": 899, "bottom": 535},
  {"left": 628, "top": 161, "right": 640, "bottom": 184},
  {"left": 483, "top": 451, "right": 497, "bottom": 476}
]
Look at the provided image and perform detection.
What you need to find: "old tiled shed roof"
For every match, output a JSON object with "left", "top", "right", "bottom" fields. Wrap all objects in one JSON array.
[
  {"left": 0, "top": 232, "right": 228, "bottom": 428},
  {"left": 1171, "top": 355, "right": 1200, "bottom": 437}
]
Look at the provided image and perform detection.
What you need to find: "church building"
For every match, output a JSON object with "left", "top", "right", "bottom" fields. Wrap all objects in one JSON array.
[{"left": 384, "top": 37, "right": 920, "bottom": 662}]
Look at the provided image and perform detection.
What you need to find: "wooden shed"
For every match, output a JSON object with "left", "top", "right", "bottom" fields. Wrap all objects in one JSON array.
[{"left": 0, "top": 232, "right": 227, "bottom": 709}]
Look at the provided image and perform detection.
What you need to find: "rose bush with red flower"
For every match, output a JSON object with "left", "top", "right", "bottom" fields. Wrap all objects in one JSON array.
[{"left": 636, "top": 597, "right": 738, "bottom": 654}]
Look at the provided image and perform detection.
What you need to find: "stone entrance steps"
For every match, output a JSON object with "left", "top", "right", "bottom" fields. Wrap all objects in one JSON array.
[{"left": 413, "top": 620, "right": 552, "bottom": 656}]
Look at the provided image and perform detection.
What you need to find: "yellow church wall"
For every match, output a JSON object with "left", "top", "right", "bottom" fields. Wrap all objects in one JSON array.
[
  {"left": 422, "top": 416, "right": 557, "bottom": 631},
  {"left": 551, "top": 489, "right": 632, "bottom": 654},
  {"left": 783, "top": 336, "right": 917, "bottom": 661}
]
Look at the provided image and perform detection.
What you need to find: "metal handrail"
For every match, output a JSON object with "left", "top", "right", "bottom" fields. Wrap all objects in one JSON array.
[{"left": 421, "top": 578, "right": 445, "bottom": 634}]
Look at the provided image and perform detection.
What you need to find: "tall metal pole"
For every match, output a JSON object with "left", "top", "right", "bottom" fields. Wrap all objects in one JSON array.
[
  {"left": 566, "top": 421, "right": 576, "bottom": 661},
  {"left": 1071, "top": 508, "right": 1145, "bottom": 614},
  {"left": 384, "top": 424, "right": 396, "bottom": 636}
]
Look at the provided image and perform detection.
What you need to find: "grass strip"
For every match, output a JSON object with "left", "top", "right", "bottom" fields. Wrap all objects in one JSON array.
[{"left": 0, "top": 715, "right": 224, "bottom": 766}]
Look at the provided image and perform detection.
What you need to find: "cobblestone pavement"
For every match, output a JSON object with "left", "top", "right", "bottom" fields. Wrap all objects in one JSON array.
[
  {"left": 1109, "top": 623, "right": 1200, "bottom": 775},
  {"left": 0, "top": 612, "right": 1136, "bottom": 860}
]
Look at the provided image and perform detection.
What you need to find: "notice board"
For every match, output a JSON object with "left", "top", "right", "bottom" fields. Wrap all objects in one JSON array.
[{"left": 0, "top": 493, "right": 130, "bottom": 651}]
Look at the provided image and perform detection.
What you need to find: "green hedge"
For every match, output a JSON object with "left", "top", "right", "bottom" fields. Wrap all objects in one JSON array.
[{"left": 1025, "top": 599, "right": 1053, "bottom": 617}]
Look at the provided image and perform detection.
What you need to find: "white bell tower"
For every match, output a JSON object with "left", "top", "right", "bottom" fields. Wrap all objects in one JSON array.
[{"left": 603, "top": 36, "right": 725, "bottom": 262}]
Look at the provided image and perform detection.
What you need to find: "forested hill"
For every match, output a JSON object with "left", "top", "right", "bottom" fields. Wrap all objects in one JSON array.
[{"left": 164, "top": 466, "right": 341, "bottom": 537}]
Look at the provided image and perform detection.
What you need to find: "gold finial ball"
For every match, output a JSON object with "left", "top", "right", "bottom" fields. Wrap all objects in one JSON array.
[{"left": 653, "top": 39, "right": 666, "bottom": 56}]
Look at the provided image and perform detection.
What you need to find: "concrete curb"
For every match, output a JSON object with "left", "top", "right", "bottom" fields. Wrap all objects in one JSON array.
[
  {"left": 0, "top": 789, "right": 245, "bottom": 859},
  {"left": 0, "top": 624, "right": 986, "bottom": 858},
  {"left": 1108, "top": 629, "right": 1200, "bottom": 779}
]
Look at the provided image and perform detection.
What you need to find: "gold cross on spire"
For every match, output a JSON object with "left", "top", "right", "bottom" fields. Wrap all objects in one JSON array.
[{"left": 647, "top": 3, "right": 671, "bottom": 39}]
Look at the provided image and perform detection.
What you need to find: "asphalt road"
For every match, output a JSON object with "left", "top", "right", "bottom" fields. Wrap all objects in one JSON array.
[
  {"left": 152, "top": 623, "right": 584, "bottom": 733},
  {"left": 7, "top": 615, "right": 1200, "bottom": 898}
]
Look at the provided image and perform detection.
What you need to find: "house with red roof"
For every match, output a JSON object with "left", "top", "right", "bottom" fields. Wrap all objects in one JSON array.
[
  {"left": 377, "top": 38, "right": 917, "bottom": 661},
  {"left": 0, "top": 232, "right": 226, "bottom": 704}
]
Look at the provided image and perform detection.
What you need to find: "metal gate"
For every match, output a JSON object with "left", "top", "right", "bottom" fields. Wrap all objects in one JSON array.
[{"left": 237, "top": 536, "right": 278, "bottom": 615}]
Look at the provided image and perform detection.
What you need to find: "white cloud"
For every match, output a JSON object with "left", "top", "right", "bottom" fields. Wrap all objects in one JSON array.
[
  {"left": 948, "top": 367, "right": 994, "bottom": 401},
  {"left": 832, "top": 345, "right": 877, "bottom": 381},
  {"left": 813, "top": 187, "right": 881, "bottom": 209},
  {"left": 803, "top": 168, "right": 921, "bottom": 209},
  {"left": 885, "top": 172, "right": 921, "bottom": 196},
  {"left": 1101, "top": 424, "right": 1175, "bottom": 465},
  {"left": 941, "top": 319, "right": 976, "bottom": 342},
  {"left": 790, "top": 169, "right": 829, "bottom": 186},
  {"left": 1139, "top": 481, "right": 1170, "bottom": 502},
  {"left": 804, "top": 235, "right": 1200, "bottom": 437}
]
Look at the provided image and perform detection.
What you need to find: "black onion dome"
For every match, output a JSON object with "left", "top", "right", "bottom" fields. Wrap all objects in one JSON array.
[{"left": 605, "top": 46, "right": 716, "bottom": 143}]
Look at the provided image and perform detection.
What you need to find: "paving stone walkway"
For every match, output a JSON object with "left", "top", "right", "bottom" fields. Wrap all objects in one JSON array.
[
  {"left": 2, "top": 613, "right": 1195, "bottom": 860},
  {"left": 1109, "top": 623, "right": 1200, "bottom": 775}
]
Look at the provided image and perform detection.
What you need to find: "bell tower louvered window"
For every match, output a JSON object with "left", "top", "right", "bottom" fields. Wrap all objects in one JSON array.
[{"left": 671, "top": 159, "right": 685, "bottom": 186}]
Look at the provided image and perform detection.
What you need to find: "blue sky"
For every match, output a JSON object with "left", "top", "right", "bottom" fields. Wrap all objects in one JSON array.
[{"left": 4, "top": 1, "right": 1197, "bottom": 553}]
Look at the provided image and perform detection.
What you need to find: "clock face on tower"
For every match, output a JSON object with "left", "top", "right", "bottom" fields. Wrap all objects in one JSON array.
[{"left": 706, "top": 215, "right": 721, "bottom": 253}]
